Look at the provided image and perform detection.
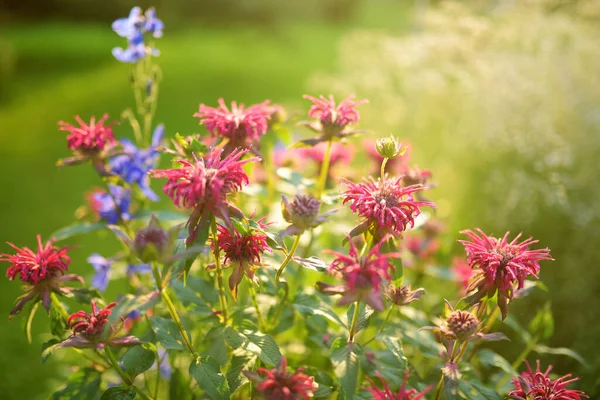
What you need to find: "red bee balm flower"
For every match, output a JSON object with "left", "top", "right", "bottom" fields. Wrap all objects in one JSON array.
[
  {"left": 244, "top": 357, "right": 316, "bottom": 400},
  {"left": 213, "top": 220, "right": 272, "bottom": 297},
  {"left": 341, "top": 176, "right": 435, "bottom": 237},
  {"left": 59, "top": 114, "right": 116, "bottom": 154},
  {"left": 304, "top": 94, "right": 366, "bottom": 134},
  {"left": 459, "top": 229, "right": 553, "bottom": 319},
  {"left": 366, "top": 371, "right": 432, "bottom": 400},
  {"left": 317, "top": 236, "right": 399, "bottom": 311},
  {"left": 194, "top": 98, "right": 272, "bottom": 150},
  {"left": 508, "top": 360, "right": 588, "bottom": 400},
  {"left": 150, "top": 147, "right": 259, "bottom": 243},
  {"left": 68, "top": 301, "right": 116, "bottom": 338},
  {"left": 1, "top": 235, "right": 82, "bottom": 317}
]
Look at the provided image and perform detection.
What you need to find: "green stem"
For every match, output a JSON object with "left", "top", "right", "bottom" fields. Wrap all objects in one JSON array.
[
  {"left": 348, "top": 301, "right": 362, "bottom": 343},
  {"left": 73, "top": 348, "right": 111, "bottom": 369},
  {"left": 154, "top": 351, "right": 163, "bottom": 399},
  {"left": 276, "top": 235, "right": 301, "bottom": 282},
  {"left": 211, "top": 217, "right": 229, "bottom": 324},
  {"left": 364, "top": 306, "right": 396, "bottom": 345},
  {"left": 433, "top": 374, "right": 444, "bottom": 400},
  {"left": 248, "top": 280, "right": 267, "bottom": 332},
  {"left": 105, "top": 347, "right": 153, "bottom": 400},
  {"left": 380, "top": 157, "right": 389, "bottom": 181},
  {"left": 316, "top": 138, "right": 333, "bottom": 199},
  {"left": 483, "top": 306, "right": 500, "bottom": 333}
]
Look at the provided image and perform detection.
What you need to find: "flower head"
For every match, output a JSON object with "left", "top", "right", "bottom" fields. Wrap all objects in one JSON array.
[
  {"left": 88, "top": 254, "right": 112, "bottom": 292},
  {"left": 386, "top": 284, "right": 425, "bottom": 307},
  {"left": 194, "top": 99, "right": 272, "bottom": 150},
  {"left": 376, "top": 136, "right": 406, "bottom": 160},
  {"left": 1, "top": 235, "right": 82, "bottom": 317},
  {"left": 150, "top": 147, "right": 259, "bottom": 243},
  {"left": 450, "top": 257, "right": 473, "bottom": 295},
  {"left": 318, "top": 236, "right": 399, "bottom": 311},
  {"left": 212, "top": 219, "right": 271, "bottom": 297},
  {"left": 441, "top": 309, "right": 480, "bottom": 342},
  {"left": 88, "top": 185, "right": 132, "bottom": 225},
  {"left": 508, "top": 360, "right": 588, "bottom": 400},
  {"left": 244, "top": 357, "right": 316, "bottom": 400},
  {"left": 303, "top": 94, "right": 366, "bottom": 136},
  {"left": 296, "top": 142, "right": 355, "bottom": 166},
  {"left": 69, "top": 301, "right": 116, "bottom": 339},
  {"left": 281, "top": 194, "right": 334, "bottom": 236},
  {"left": 342, "top": 176, "right": 435, "bottom": 237},
  {"left": 365, "top": 139, "right": 411, "bottom": 176},
  {"left": 459, "top": 229, "right": 553, "bottom": 319},
  {"left": 366, "top": 370, "right": 432, "bottom": 400},
  {"left": 110, "top": 124, "right": 164, "bottom": 201},
  {"left": 112, "top": 7, "right": 163, "bottom": 63},
  {"left": 58, "top": 114, "right": 117, "bottom": 162}
]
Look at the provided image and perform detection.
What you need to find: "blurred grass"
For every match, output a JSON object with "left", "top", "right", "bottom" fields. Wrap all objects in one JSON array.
[{"left": 0, "top": 3, "right": 411, "bottom": 398}]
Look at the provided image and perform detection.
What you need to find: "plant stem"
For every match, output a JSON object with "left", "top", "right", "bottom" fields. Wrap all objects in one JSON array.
[
  {"left": 248, "top": 280, "right": 267, "bottom": 332},
  {"left": 380, "top": 157, "right": 388, "bottom": 181},
  {"left": 211, "top": 217, "right": 229, "bottom": 324},
  {"left": 348, "top": 301, "right": 362, "bottom": 343},
  {"left": 483, "top": 306, "right": 501, "bottom": 333},
  {"left": 276, "top": 235, "right": 302, "bottom": 282},
  {"left": 154, "top": 351, "right": 163, "bottom": 399},
  {"left": 316, "top": 138, "right": 333, "bottom": 199},
  {"left": 364, "top": 306, "right": 396, "bottom": 346},
  {"left": 105, "top": 347, "right": 153, "bottom": 400},
  {"left": 433, "top": 374, "right": 444, "bottom": 400},
  {"left": 150, "top": 263, "right": 198, "bottom": 357}
]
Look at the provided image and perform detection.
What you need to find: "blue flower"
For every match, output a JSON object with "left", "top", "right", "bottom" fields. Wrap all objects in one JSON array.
[
  {"left": 112, "top": 7, "right": 163, "bottom": 63},
  {"left": 144, "top": 8, "right": 164, "bottom": 38},
  {"left": 112, "top": 43, "right": 148, "bottom": 64},
  {"left": 110, "top": 124, "right": 164, "bottom": 201},
  {"left": 127, "top": 263, "right": 152, "bottom": 275},
  {"left": 91, "top": 185, "right": 131, "bottom": 224},
  {"left": 87, "top": 253, "right": 112, "bottom": 292},
  {"left": 112, "top": 7, "right": 143, "bottom": 39}
]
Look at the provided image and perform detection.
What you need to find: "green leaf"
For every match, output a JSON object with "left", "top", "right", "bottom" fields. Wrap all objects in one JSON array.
[
  {"left": 330, "top": 337, "right": 360, "bottom": 400},
  {"left": 293, "top": 294, "right": 347, "bottom": 328},
  {"left": 121, "top": 343, "right": 157, "bottom": 378},
  {"left": 458, "top": 379, "right": 503, "bottom": 400},
  {"left": 52, "top": 368, "right": 101, "bottom": 400},
  {"left": 49, "top": 299, "right": 69, "bottom": 337},
  {"left": 22, "top": 300, "right": 40, "bottom": 344},
  {"left": 170, "top": 368, "right": 193, "bottom": 400},
  {"left": 100, "top": 386, "right": 137, "bottom": 400},
  {"left": 223, "top": 326, "right": 282, "bottom": 366},
  {"left": 109, "top": 291, "right": 160, "bottom": 325},
  {"left": 528, "top": 303, "right": 554, "bottom": 341},
  {"left": 346, "top": 303, "right": 374, "bottom": 334},
  {"left": 477, "top": 349, "right": 516, "bottom": 375},
  {"left": 442, "top": 362, "right": 461, "bottom": 400},
  {"left": 69, "top": 288, "right": 102, "bottom": 304},
  {"left": 533, "top": 345, "right": 589, "bottom": 367},
  {"left": 171, "top": 280, "right": 214, "bottom": 316},
  {"left": 51, "top": 222, "right": 105, "bottom": 241},
  {"left": 189, "top": 356, "right": 230, "bottom": 400},
  {"left": 292, "top": 256, "right": 328, "bottom": 272},
  {"left": 150, "top": 317, "right": 186, "bottom": 350},
  {"left": 379, "top": 335, "right": 407, "bottom": 371},
  {"left": 226, "top": 351, "right": 257, "bottom": 394},
  {"left": 41, "top": 338, "right": 62, "bottom": 364}
]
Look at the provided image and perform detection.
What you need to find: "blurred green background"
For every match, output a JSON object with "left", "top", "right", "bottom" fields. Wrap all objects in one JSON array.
[{"left": 1, "top": 0, "right": 600, "bottom": 398}]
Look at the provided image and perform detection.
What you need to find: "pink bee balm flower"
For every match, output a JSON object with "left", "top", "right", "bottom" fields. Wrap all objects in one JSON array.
[
  {"left": 59, "top": 114, "right": 117, "bottom": 154},
  {"left": 296, "top": 141, "right": 355, "bottom": 166},
  {"left": 1, "top": 235, "right": 83, "bottom": 317},
  {"left": 508, "top": 360, "right": 588, "bottom": 400},
  {"left": 244, "top": 357, "right": 316, "bottom": 400},
  {"left": 366, "top": 371, "right": 432, "bottom": 400},
  {"left": 304, "top": 94, "right": 367, "bottom": 134},
  {"left": 194, "top": 98, "right": 272, "bottom": 150},
  {"left": 212, "top": 219, "right": 272, "bottom": 297},
  {"left": 459, "top": 229, "right": 553, "bottom": 319},
  {"left": 450, "top": 257, "right": 473, "bottom": 295},
  {"left": 341, "top": 176, "right": 435, "bottom": 237},
  {"left": 317, "top": 236, "right": 400, "bottom": 311},
  {"left": 150, "top": 147, "right": 259, "bottom": 243},
  {"left": 69, "top": 301, "right": 116, "bottom": 338}
]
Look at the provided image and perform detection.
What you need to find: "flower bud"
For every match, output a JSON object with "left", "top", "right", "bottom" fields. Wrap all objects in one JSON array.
[
  {"left": 282, "top": 194, "right": 321, "bottom": 231},
  {"left": 386, "top": 284, "right": 425, "bottom": 306},
  {"left": 445, "top": 310, "right": 479, "bottom": 341},
  {"left": 133, "top": 216, "right": 169, "bottom": 263},
  {"left": 376, "top": 136, "right": 406, "bottom": 159}
]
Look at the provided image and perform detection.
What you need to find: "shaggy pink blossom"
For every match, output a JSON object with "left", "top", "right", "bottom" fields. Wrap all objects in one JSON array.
[
  {"left": 318, "top": 236, "right": 399, "bottom": 311},
  {"left": 366, "top": 370, "right": 432, "bottom": 400},
  {"left": 212, "top": 219, "right": 272, "bottom": 296},
  {"left": 450, "top": 257, "right": 473, "bottom": 294},
  {"left": 244, "top": 357, "right": 316, "bottom": 400},
  {"left": 1, "top": 235, "right": 82, "bottom": 317},
  {"left": 341, "top": 176, "right": 435, "bottom": 237},
  {"left": 304, "top": 94, "right": 366, "bottom": 133},
  {"left": 58, "top": 114, "right": 116, "bottom": 154},
  {"left": 69, "top": 301, "right": 116, "bottom": 338},
  {"left": 150, "top": 147, "right": 259, "bottom": 242},
  {"left": 296, "top": 141, "right": 355, "bottom": 166},
  {"left": 459, "top": 229, "right": 553, "bottom": 319},
  {"left": 508, "top": 360, "right": 588, "bottom": 400},
  {"left": 194, "top": 98, "right": 272, "bottom": 149}
]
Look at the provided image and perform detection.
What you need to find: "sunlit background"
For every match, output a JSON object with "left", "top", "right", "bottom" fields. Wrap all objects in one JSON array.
[{"left": 1, "top": 0, "right": 600, "bottom": 398}]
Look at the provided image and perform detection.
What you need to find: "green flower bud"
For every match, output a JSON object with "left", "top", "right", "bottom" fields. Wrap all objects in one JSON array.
[{"left": 375, "top": 136, "right": 406, "bottom": 159}]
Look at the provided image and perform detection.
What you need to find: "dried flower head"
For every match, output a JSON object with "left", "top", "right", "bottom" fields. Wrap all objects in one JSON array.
[
  {"left": 508, "top": 360, "right": 588, "bottom": 400},
  {"left": 281, "top": 194, "right": 334, "bottom": 236},
  {"left": 442, "top": 310, "right": 480, "bottom": 341},
  {"left": 386, "top": 284, "right": 425, "bottom": 306},
  {"left": 459, "top": 228, "right": 553, "bottom": 319},
  {"left": 304, "top": 94, "right": 367, "bottom": 135},
  {"left": 150, "top": 147, "right": 259, "bottom": 243},
  {"left": 1, "top": 235, "right": 82, "bottom": 317},
  {"left": 244, "top": 357, "right": 316, "bottom": 400},
  {"left": 342, "top": 176, "right": 435, "bottom": 237},
  {"left": 194, "top": 98, "right": 272, "bottom": 150},
  {"left": 317, "top": 236, "right": 399, "bottom": 311},
  {"left": 366, "top": 370, "right": 432, "bottom": 400}
]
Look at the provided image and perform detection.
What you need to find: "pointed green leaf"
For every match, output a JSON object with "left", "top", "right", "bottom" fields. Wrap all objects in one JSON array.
[
  {"left": 189, "top": 356, "right": 230, "bottom": 400},
  {"left": 121, "top": 343, "right": 157, "bottom": 378},
  {"left": 52, "top": 368, "right": 101, "bottom": 400},
  {"left": 292, "top": 256, "right": 328, "bottom": 272},
  {"left": 330, "top": 337, "right": 360, "bottom": 400},
  {"left": 150, "top": 317, "right": 186, "bottom": 350},
  {"left": 226, "top": 351, "right": 257, "bottom": 394},
  {"left": 223, "top": 326, "right": 282, "bottom": 366},
  {"left": 293, "top": 294, "right": 347, "bottom": 328},
  {"left": 100, "top": 386, "right": 136, "bottom": 400},
  {"left": 51, "top": 222, "right": 105, "bottom": 241}
]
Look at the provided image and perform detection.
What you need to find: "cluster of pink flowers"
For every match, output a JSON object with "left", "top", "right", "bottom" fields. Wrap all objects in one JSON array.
[
  {"left": 459, "top": 228, "right": 553, "bottom": 318},
  {"left": 59, "top": 114, "right": 117, "bottom": 154},
  {"left": 342, "top": 176, "right": 435, "bottom": 237},
  {"left": 244, "top": 357, "right": 316, "bottom": 400},
  {"left": 366, "top": 371, "right": 432, "bottom": 400},
  {"left": 508, "top": 360, "right": 588, "bottom": 400},
  {"left": 150, "top": 147, "right": 259, "bottom": 242},
  {"left": 304, "top": 94, "right": 366, "bottom": 132}
]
